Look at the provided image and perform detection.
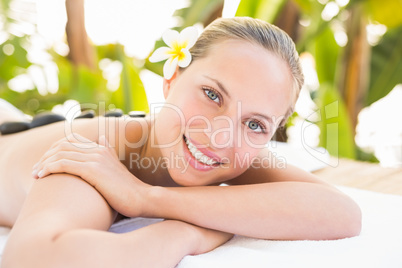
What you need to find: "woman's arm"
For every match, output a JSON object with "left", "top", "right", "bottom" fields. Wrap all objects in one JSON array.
[
  {"left": 141, "top": 149, "right": 361, "bottom": 240},
  {"left": 34, "top": 136, "right": 361, "bottom": 241},
  {"left": 2, "top": 174, "right": 231, "bottom": 268},
  {"left": 143, "top": 178, "right": 361, "bottom": 240}
]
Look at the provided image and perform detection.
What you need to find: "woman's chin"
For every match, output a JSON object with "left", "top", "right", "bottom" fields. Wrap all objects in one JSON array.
[
  {"left": 170, "top": 174, "right": 204, "bottom": 187},
  {"left": 168, "top": 169, "right": 210, "bottom": 187}
]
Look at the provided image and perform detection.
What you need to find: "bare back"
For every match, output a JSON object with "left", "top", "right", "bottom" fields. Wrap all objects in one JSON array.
[{"left": 0, "top": 116, "right": 148, "bottom": 227}]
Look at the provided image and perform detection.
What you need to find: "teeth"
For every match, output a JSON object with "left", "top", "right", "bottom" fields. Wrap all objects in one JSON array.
[{"left": 185, "top": 137, "right": 218, "bottom": 166}]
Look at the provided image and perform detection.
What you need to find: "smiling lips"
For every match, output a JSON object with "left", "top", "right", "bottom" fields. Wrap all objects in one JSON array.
[{"left": 184, "top": 135, "right": 222, "bottom": 167}]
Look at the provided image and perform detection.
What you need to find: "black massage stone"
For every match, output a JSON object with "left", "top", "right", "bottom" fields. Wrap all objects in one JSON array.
[
  {"left": 0, "top": 108, "right": 140, "bottom": 135},
  {"left": 104, "top": 110, "right": 123, "bottom": 117},
  {"left": 0, "top": 122, "right": 31, "bottom": 135},
  {"left": 30, "top": 112, "right": 66, "bottom": 128},
  {"left": 76, "top": 110, "right": 95, "bottom": 119}
]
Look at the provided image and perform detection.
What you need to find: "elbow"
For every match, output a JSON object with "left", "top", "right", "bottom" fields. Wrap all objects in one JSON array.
[
  {"left": 332, "top": 195, "right": 362, "bottom": 239},
  {"left": 2, "top": 236, "right": 46, "bottom": 268},
  {"left": 1, "top": 236, "right": 33, "bottom": 268},
  {"left": 1, "top": 227, "right": 62, "bottom": 268},
  {"left": 343, "top": 201, "right": 362, "bottom": 238}
]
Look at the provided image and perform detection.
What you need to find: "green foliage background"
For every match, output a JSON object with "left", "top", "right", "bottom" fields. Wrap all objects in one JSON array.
[{"left": 1, "top": 0, "right": 401, "bottom": 162}]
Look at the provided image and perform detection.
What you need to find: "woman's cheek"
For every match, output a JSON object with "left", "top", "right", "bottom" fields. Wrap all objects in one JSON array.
[
  {"left": 182, "top": 100, "right": 215, "bottom": 130},
  {"left": 183, "top": 96, "right": 206, "bottom": 114},
  {"left": 154, "top": 104, "right": 186, "bottom": 146},
  {"left": 230, "top": 150, "right": 253, "bottom": 170},
  {"left": 231, "top": 133, "right": 264, "bottom": 166},
  {"left": 243, "top": 131, "right": 271, "bottom": 149}
]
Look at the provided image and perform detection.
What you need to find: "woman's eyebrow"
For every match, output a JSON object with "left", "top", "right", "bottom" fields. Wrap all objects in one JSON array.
[{"left": 204, "top": 75, "right": 231, "bottom": 100}]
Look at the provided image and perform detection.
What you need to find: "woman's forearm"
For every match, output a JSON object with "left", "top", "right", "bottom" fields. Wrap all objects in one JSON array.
[
  {"left": 55, "top": 220, "right": 200, "bottom": 268},
  {"left": 3, "top": 219, "right": 229, "bottom": 268},
  {"left": 53, "top": 220, "right": 227, "bottom": 268},
  {"left": 142, "top": 182, "right": 361, "bottom": 240}
]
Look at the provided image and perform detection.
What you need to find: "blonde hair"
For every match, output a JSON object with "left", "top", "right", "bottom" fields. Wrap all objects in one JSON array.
[{"left": 188, "top": 17, "right": 304, "bottom": 127}]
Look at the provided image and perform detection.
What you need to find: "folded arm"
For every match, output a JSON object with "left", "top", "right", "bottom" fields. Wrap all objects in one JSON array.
[
  {"left": 142, "top": 165, "right": 361, "bottom": 240},
  {"left": 34, "top": 136, "right": 361, "bottom": 241}
]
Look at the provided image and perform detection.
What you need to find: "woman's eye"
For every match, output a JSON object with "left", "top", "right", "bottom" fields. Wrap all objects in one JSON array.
[
  {"left": 204, "top": 88, "right": 220, "bottom": 103},
  {"left": 246, "top": 120, "right": 264, "bottom": 133}
]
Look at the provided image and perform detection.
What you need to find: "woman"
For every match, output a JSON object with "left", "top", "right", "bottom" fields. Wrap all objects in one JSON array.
[{"left": 0, "top": 17, "right": 361, "bottom": 267}]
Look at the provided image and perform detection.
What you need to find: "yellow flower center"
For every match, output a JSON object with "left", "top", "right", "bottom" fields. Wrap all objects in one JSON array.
[{"left": 170, "top": 41, "right": 187, "bottom": 61}]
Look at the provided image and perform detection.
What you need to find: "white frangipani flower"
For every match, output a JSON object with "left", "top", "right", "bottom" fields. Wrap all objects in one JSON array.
[{"left": 149, "top": 26, "right": 198, "bottom": 80}]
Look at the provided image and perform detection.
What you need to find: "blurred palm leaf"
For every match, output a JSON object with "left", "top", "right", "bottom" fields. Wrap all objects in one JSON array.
[
  {"left": 115, "top": 45, "right": 149, "bottom": 113},
  {"left": 366, "top": 25, "right": 402, "bottom": 106},
  {"left": 71, "top": 65, "right": 107, "bottom": 104},
  {"left": 236, "top": 0, "right": 286, "bottom": 23},
  {"left": 366, "top": 0, "right": 402, "bottom": 29},
  {"left": 317, "top": 83, "right": 355, "bottom": 158},
  {"left": 174, "top": 0, "right": 224, "bottom": 27},
  {"left": 0, "top": 37, "right": 29, "bottom": 81},
  {"left": 312, "top": 26, "right": 339, "bottom": 85}
]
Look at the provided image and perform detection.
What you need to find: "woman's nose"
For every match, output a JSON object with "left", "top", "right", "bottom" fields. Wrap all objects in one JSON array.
[{"left": 206, "top": 116, "right": 236, "bottom": 149}]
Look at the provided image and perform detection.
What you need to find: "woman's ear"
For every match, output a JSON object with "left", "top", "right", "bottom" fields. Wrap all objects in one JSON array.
[{"left": 162, "top": 67, "right": 179, "bottom": 99}]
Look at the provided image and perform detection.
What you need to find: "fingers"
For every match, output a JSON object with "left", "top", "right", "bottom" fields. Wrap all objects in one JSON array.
[
  {"left": 33, "top": 151, "right": 96, "bottom": 178},
  {"left": 97, "top": 135, "right": 116, "bottom": 155},
  {"left": 98, "top": 135, "right": 109, "bottom": 147},
  {"left": 35, "top": 158, "right": 95, "bottom": 182},
  {"left": 33, "top": 142, "right": 97, "bottom": 171},
  {"left": 32, "top": 133, "right": 116, "bottom": 180},
  {"left": 33, "top": 134, "right": 100, "bottom": 170},
  {"left": 50, "top": 133, "right": 96, "bottom": 151}
]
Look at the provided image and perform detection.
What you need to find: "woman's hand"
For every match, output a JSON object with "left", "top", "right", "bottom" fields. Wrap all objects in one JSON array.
[{"left": 32, "top": 134, "right": 150, "bottom": 217}]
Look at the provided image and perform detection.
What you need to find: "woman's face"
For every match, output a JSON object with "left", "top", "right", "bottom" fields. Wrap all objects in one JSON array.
[{"left": 153, "top": 39, "right": 293, "bottom": 186}]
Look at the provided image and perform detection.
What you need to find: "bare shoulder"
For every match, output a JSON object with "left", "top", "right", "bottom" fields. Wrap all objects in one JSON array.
[
  {"left": 0, "top": 116, "right": 150, "bottom": 226},
  {"left": 0, "top": 116, "right": 149, "bottom": 196},
  {"left": 0, "top": 115, "right": 150, "bottom": 172},
  {"left": 225, "top": 147, "right": 330, "bottom": 186}
]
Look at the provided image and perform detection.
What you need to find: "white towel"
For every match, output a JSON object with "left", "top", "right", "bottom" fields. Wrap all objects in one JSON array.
[
  {"left": 175, "top": 186, "right": 402, "bottom": 268},
  {"left": 4, "top": 186, "right": 400, "bottom": 267},
  {"left": 105, "top": 187, "right": 402, "bottom": 268},
  {"left": 0, "top": 228, "right": 9, "bottom": 260}
]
